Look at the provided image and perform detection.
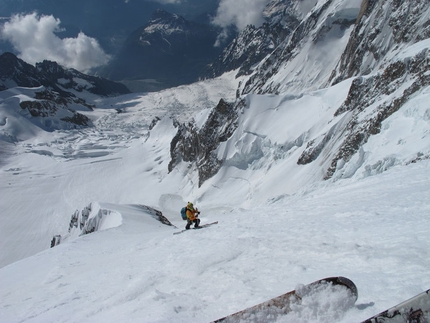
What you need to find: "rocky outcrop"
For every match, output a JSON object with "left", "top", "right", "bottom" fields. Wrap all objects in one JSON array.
[
  {"left": 0, "top": 52, "right": 130, "bottom": 131},
  {"left": 16, "top": 88, "right": 92, "bottom": 130},
  {"left": 168, "top": 0, "right": 430, "bottom": 186},
  {"left": 203, "top": 8, "right": 299, "bottom": 79},
  {"left": 328, "top": 0, "right": 430, "bottom": 85},
  {"left": 19, "top": 99, "right": 91, "bottom": 130},
  {"left": 35, "top": 60, "right": 130, "bottom": 96},
  {"left": 169, "top": 99, "right": 245, "bottom": 186},
  {"left": 0, "top": 52, "right": 130, "bottom": 97},
  {"left": 241, "top": 0, "right": 358, "bottom": 95},
  {"left": 324, "top": 50, "right": 430, "bottom": 178},
  {"left": 66, "top": 203, "right": 173, "bottom": 238},
  {"left": 296, "top": 43, "right": 430, "bottom": 178}
]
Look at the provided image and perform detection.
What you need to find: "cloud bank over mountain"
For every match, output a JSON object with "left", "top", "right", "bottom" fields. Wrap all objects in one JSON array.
[
  {"left": 1, "top": 13, "right": 110, "bottom": 72},
  {"left": 211, "top": 0, "right": 271, "bottom": 45}
]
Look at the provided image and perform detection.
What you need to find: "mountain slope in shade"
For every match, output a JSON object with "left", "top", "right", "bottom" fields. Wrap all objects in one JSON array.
[{"left": 0, "top": 52, "right": 130, "bottom": 134}]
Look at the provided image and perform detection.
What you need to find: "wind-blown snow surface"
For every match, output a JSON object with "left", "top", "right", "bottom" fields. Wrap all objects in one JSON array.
[
  {"left": 0, "top": 68, "right": 429, "bottom": 322},
  {"left": 0, "top": 161, "right": 429, "bottom": 323}
]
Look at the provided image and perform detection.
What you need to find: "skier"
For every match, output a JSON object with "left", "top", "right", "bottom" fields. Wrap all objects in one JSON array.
[{"left": 185, "top": 202, "right": 200, "bottom": 230}]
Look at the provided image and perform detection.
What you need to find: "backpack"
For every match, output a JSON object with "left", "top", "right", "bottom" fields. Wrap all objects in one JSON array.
[{"left": 180, "top": 207, "right": 188, "bottom": 220}]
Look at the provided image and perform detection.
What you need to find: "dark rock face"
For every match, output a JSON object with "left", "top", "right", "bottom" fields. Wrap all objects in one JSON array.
[
  {"left": 19, "top": 98, "right": 92, "bottom": 131},
  {"left": 97, "top": 9, "right": 223, "bottom": 92},
  {"left": 0, "top": 52, "right": 44, "bottom": 89},
  {"left": 324, "top": 52, "right": 430, "bottom": 178},
  {"left": 169, "top": 99, "right": 245, "bottom": 186},
  {"left": 242, "top": 0, "right": 357, "bottom": 95},
  {"left": 0, "top": 52, "right": 129, "bottom": 131},
  {"left": 297, "top": 44, "right": 430, "bottom": 179},
  {"left": 203, "top": 19, "right": 299, "bottom": 79},
  {"left": 328, "top": 0, "right": 430, "bottom": 85},
  {"left": 313, "top": 0, "right": 430, "bottom": 178},
  {"left": 35, "top": 60, "right": 130, "bottom": 96}
]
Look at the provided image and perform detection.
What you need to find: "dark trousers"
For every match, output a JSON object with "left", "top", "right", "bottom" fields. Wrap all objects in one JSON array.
[{"left": 186, "top": 218, "right": 200, "bottom": 229}]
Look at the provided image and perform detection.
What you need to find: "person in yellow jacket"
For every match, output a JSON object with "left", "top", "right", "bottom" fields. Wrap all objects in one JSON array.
[{"left": 185, "top": 202, "right": 200, "bottom": 230}]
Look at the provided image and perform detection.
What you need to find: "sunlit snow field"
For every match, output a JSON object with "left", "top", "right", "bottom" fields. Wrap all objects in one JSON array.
[{"left": 1, "top": 71, "right": 429, "bottom": 322}]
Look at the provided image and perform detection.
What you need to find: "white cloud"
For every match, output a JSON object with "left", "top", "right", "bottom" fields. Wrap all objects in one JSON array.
[
  {"left": 211, "top": 0, "right": 270, "bottom": 46},
  {"left": 212, "top": 0, "right": 270, "bottom": 30},
  {"left": 1, "top": 13, "right": 110, "bottom": 72}
]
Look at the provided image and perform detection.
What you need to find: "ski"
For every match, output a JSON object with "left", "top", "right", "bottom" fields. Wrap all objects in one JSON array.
[
  {"left": 360, "top": 288, "right": 430, "bottom": 323},
  {"left": 173, "top": 221, "right": 218, "bottom": 235},
  {"left": 211, "top": 276, "right": 358, "bottom": 323}
]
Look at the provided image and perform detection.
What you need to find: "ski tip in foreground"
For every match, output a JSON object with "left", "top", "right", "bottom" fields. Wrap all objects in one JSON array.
[
  {"left": 359, "top": 288, "right": 430, "bottom": 323},
  {"left": 211, "top": 276, "right": 358, "bottom": 323},
  {"left": 316, "top": 276, "right": 358, "bottom": 303}
]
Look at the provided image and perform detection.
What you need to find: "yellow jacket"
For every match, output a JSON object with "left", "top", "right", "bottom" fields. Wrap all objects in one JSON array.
[{"left": 186, "top": 207, "right": 199, "bottom": 221}]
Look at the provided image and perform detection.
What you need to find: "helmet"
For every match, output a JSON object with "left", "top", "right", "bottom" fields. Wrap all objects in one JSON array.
[{"left": 187, "top": 202, "right": 194, "bottom": 210}]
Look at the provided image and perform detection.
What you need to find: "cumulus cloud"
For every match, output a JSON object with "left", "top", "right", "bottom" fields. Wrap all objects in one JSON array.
[
  {"left": 212, "top": 0, "right": 269, "bottom": 30},
  {"left": 211, "top": 0, "right": 271, "bottom": 46},
  {"left": 1, "top": 13, "right": 110, "bottom": 72}
]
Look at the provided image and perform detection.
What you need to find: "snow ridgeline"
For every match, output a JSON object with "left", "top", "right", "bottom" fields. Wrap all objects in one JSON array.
[
  {"left": 68, "top": 203, "right": 122, "bottom": 237},
  {"left": 52, "top": 203, "right": 175, "bottom": 247}
]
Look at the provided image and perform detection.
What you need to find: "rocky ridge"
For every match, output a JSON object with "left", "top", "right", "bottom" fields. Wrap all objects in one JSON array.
[
  {"left": 0, "top": 52, "right": 130, "bottom": 132},
  {"left": 0, "top": 52, "right": 130, "bottom": 97},
  {"left": 169, "top": 99, "right": 245, "bottom": 186},
  {"left": 202, "top": 0, "right": 300, "bottom": 79},
  {"left": 169, "top": 0, "right": 430, "bottom": 186}
]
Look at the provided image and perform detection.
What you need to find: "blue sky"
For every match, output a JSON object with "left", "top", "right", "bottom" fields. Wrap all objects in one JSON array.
[{"left": 0, "top": 0, "right": 271, "bottom": 71}]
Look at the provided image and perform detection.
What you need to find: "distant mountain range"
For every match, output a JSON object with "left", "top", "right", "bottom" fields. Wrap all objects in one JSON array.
[
  {"left": 0, "top": 52, "right": 129, "bottom": 97},
  {"left": 0, "top": 1, "right": 231, "bottom": 92},
  {"left": 0, "top": 0, "right": 219, "bottom": 54},
  {"left": 97, "top": 9, "right": 226, "bottom": 92},
  {"left": 0, "top": 52, "right": 130, "bottom": 132}
]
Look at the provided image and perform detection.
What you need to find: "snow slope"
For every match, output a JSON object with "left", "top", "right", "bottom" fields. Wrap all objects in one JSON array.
[
  {"left": 0, "top": 159, "right": 429, "bottom": 322},
  {"left": 1, "top": 1, "right": 430, "bottom": 321},
  {"left": 1, "top": 60, "right": 430, "bottom": 322},
  {"left": 0, "top": 67, "right": 429, "bottom": 321},
  {"left": 0, "top": 71, "right": 241, "bottom": 268}
]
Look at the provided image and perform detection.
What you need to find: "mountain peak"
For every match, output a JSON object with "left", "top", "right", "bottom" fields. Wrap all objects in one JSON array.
[
  {"left": 98, "top": 9, "right": 222, "bottom": 91},
  {"left": 142, "top": 9, "right": 191, "bottom": 38},
  {"left": 148, "top": 9, "right": 185, "bottom": 27},
  {"left": 0, "top": 51, "right": 19, "bottom": 63},
  {"left": 0, "top": 52, "right": 44, "bottom": 90}
]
